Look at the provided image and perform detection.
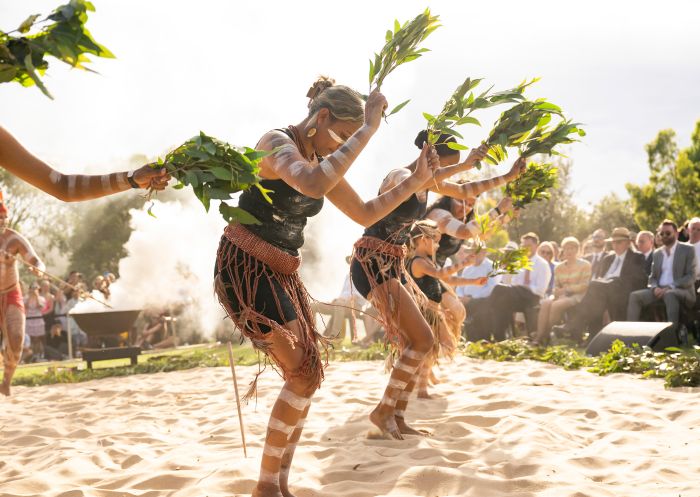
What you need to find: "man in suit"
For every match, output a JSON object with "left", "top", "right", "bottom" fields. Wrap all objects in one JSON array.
[
  {"left": 585, "top": 228, "right": 610, "bottom": 278},
  {"left": 553, "top": 227, "right": 647, "bottom": 343},
  {"left": 636, "top": 230, "right": 655, "bottom": 276},
  {"left": 627, "top": 220, "right": 697, "bottom": 333}
]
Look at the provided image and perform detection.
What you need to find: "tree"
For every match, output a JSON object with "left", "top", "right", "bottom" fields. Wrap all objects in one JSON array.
[
  {"left": 626, "top": 120, "right": 700, "bottom": 230},
  {"left": 67, "top": 194, "right": 144, "bottom": 278},
  {"left": 587, "top": 192, "right": 638, "bottom": 234}
]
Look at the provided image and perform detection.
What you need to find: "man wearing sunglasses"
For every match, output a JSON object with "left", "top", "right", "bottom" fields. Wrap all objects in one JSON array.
[{"left": 627, "top": 220, "right": 697, "bottom": 340}]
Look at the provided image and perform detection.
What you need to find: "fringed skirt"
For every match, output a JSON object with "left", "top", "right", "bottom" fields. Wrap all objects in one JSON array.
[
  {"left": 421, "top": 300, "right": 456, "bottom": 363},
  {"left": 214, "top": 223, "right": 327, "bottom": 398},
  {"left": 350, "top": 236, "right": 427, "bottom": 351}
]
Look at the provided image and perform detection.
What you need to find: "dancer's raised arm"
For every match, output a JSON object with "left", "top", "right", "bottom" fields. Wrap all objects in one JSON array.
[
  {"left": 0, "top": 126, "right": 169, "bottom": 202},
  {"left": 257, "top": 90, "right": 386, "bottom": 199},
  {"left": 429, "top": 157, "right": 526, "bottom": 198},
  {"left": 427, "top": 197, "right": 513, "bottom": 240},
  {"left": 326, "top": 144, "right": 439, "bottom": 227}
]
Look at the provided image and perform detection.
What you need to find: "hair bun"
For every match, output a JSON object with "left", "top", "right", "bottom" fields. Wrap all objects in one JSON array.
[
  {"left": 306, "top": 76, "right": 335, "bottom": 107},
  {"left": 414, "top": 130, "right": 429, "bottom": 149}
]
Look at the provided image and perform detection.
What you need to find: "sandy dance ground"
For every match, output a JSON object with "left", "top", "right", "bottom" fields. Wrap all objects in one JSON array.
[{"left": 1, "top": 356, "right": 698, "bottom": 497}]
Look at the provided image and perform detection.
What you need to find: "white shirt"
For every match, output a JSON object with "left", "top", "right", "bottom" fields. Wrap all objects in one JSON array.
[
  {"left": 694, "top": 241, "right": 700, "bottom": 280},
  {"left": 511, "top": 253, "right": 552, "bottom": 298},
  {"left": 604, "top": 251, "right": 627, "bottom": 279},
  {"left": 456, "top": 258, "right": 502, "bottom": 299},
  {"left": 659, "top": 242, "right": 677, "bottom": 288}
]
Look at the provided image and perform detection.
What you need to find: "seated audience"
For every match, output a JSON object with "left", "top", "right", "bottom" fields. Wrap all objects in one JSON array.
[
  {"left": 553, "top": 227, "right": 647, "bottom": 343},
  {"left": 636, "top": 230, "right": 655, "bottom": 276},
  {"left": 627, "top": 220, "right": 697, "bottom": 338},
  {"left": 534, "top": 237, "right": 591, "bottom": 345},
  {"left": 538, "top": 242, "right": 557, "bottom": 296},
  {"left": 585, "top": 228, "right": 610, "bottom": 278},
  {"left": 468, "top": 232, "right": 551, "bottom": 342}
]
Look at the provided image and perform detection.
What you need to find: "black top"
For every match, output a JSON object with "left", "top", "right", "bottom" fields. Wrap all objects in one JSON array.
[
  {"left": 364, "top": 190, "right": 427, "bottom": 245},
  {"left": 408, "top": 256, "right": 442, "bottom": 303},
  {"left": 238, "top": 129, "right": 324, "bottom": 255}
]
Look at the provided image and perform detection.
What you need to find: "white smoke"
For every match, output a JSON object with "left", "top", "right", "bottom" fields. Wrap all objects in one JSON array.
[{"left": 72, "top": 195, "right": 228, "bottom": 338}]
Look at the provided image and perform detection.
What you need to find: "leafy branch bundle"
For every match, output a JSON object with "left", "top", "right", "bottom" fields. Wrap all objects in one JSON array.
[
  {"left": 486, "top": 246, "right": 532, "bottom": 277},
  {"left": 520, "top": 119, "right": 586, "bottom": 157},
  {"left": 0, "top": 0, "right": 114, "bottom": 99},
  {"left": 369, "top": 8, "right": 441, "bottom": 117},
  {"left": 423, "top": 77, "right": 537, "bottom": 153},
  {"left": 152, "top": 132, "right": 272, "bottom": 224},
  {"left": 482, "top": 98, "right": 563, "bottom": 165},
  {"left": 504, "top": 161, "right": 559, "bottom": 208}
]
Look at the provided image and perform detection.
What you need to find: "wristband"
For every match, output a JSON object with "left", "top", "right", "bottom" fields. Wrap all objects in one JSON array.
[
  {"left": 494, "top": 206, "right": 501, "bottom": 216},
  {"left": 126, "top": 170, "right": 140, "bottom": 189}
]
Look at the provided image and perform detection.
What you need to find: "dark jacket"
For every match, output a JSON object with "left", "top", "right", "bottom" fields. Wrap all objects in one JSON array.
[
  {"left": 586, "top": 251, "right": 611, "bottom": 279},
  {"left": 597, "top": 248, "right": 647, "bottom": 294}
]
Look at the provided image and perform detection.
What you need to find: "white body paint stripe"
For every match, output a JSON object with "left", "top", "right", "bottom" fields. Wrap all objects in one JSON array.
[
  {"left": 388, "top": 378, "right": 409, "bottom": 390},
  {"left": 403, "top": 349, "right": 423, "bottom": 361},
  {"left": 394, "top": 360, "right": 418, "bottom": 375},
  {"left": 259, "top": 469, "right": 280, "bottom": 484},
  {"left": 263, "top": 444, "right": 286, "bottom": 458},
  {"left": 278, "top": 389, "right": 310, "bottom": 411},
  {"left": 268, "top": 417, "right": 295, "bottom": 436}
]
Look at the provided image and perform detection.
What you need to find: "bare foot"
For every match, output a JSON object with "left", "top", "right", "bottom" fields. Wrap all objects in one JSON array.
[
  {"left": 395, "top": 416, "right": 431, "bottom": 436},
  {"left": 417, "top": 390, "right": 433, "bottom": 399},
  {"left": 252, "top": 483, "right": 284, "bottom": 497},
  {"left": 369, "top": 406, "right": 403, "bottom": 440},
  {"left": 0, "top": 383, "right": 10, "bottom": 397}
]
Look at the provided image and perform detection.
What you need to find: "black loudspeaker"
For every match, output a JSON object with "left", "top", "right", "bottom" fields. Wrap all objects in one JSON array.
[{"left": 586, "top": 321, "right": 678, "bottom": 356}]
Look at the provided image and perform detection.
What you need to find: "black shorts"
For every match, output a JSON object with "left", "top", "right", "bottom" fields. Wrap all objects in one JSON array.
[
  {"left": 350, "top": 247, "right": 406, "bottom": 299},
  {"left": 215, "top": 236, "right": 297, "bottom": 334}
]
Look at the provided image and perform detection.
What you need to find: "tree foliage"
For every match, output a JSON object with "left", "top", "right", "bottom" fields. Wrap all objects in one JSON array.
[
  {"left": 0, "top": 0, "right": 114, "bottom": 99},
  {"left": 626, "top": 121, "right": 700, "bottom": 229}
]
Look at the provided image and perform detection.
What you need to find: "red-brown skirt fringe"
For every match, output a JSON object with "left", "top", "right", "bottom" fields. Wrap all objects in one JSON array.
[
  {"left": 351, "top": 236, "right": 427, "bottom": 351},
  {"left": 214, "top": 223, "right": 328, "bottom": 400}
]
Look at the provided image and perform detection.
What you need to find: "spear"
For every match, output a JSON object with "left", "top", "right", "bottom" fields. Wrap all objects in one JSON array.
[
  {"left": 227, "top": 341, "right": 248, "bottom": 457},
  {"left": 1, "top": 249, "right": 112, "bottom": 308}
]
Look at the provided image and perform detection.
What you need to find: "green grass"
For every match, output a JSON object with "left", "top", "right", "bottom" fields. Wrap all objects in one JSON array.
[{"left": 7, "top": 338, "right": 699, "bottom": 389}]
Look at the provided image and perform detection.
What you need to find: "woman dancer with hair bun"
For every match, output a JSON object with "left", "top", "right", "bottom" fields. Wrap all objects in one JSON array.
[
  {"left": 350, "top": 129, "right": 524, "bottom": 439},
  {"left": 214, "top": 76, "right": 442, "bottom": 497},
  {"left": 407, "top": 220, "right": 487, "bottom": 398}
]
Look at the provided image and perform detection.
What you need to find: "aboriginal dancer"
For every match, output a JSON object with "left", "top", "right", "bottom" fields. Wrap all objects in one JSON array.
[
  {"left": 406, "top": 220, "right": 488, "bottom": 398},
  {"left": 0, "top": 193, "right": 45, "bottom": 396},
  {"left": 213, "top": 77, "right": 441, "bottom": 497},
  {"left": 350, "top": 130, "right": 525, "bottom": 439}
]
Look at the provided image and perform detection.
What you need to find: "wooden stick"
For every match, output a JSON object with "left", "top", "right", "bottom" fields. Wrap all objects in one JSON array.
[{"left": 227, "top": 342, "right": 247, "bottom": 458}]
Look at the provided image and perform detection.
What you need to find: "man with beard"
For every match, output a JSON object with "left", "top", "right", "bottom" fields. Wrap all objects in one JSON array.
[{"left": 627, "top": 220, "right": 697, "bottom": 339}]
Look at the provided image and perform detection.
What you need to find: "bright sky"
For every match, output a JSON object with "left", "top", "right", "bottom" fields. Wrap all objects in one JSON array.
[
  {"left": 2, "top": 0, "right": 700, "bottom": 205},
  {"left": 2, "top": 0, "right": 700, "bottom": 297}
]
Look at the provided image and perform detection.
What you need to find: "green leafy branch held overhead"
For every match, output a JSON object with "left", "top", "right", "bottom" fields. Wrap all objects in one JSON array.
[
  {"left": 504, "top": 161, "right": 559, "bottom": 208},
  {"left": 0, "top": 0, "right": 114, "bottom": 99},
  {"left": 369, "top": 8, "right": 441, "bottom": 117},
  {"left": 486, "top": 246, "right": 532, "bottom": 277},
  {"left": 150, "top": 132, "right": 272, "bottom": 225},
  {"left": 422, "top": 77, "right": 537, "bottom": 153}
]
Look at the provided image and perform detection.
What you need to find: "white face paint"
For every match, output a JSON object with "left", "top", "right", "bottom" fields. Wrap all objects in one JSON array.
[{"left": 327, "top": 128, "right": 345, "bottom": 145}]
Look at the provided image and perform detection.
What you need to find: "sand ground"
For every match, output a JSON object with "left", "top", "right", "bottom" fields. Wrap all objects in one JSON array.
[{"left": 1, "top": 356, "right": 698, "bottom": 497}]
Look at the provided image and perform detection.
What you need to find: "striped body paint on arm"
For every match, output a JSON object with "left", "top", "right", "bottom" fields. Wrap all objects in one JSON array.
[
  {"left": 262, "top": 125, "right": 374, "bottom": 198},
  {"left": 50, "top": 171, "right": 131, "bottom": 199},
  {"left": 429, "top": 208, "right": 481, "bottom": 240}
]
